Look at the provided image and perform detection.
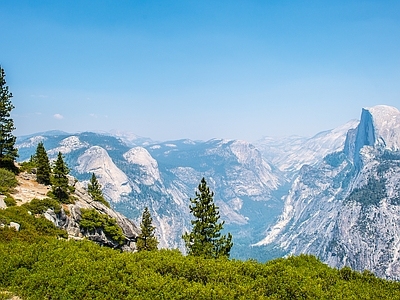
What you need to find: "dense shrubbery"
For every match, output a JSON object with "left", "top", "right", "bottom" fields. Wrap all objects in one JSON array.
[
  {"left": 0, "top": 168, "right": 18, "bottom": 194},
  {"left": 80, "top": 208, "right": 125, "bottom": 245},
  {"left": 0, "top": 238, "right": 399, "bottom": 299},
  {"left": 0, "top": 205, "right": 67, "bottom": 242},
  {"left": 3, "top": 194, "right": 16, "bottom": 207},
  {"left": 1, "top": 203, "right": 400, "bottom": 299},
  {"left": 19, "top": 157, "right": 36, "bottom": 173},
  {"left": 23, "top": 197, "right": 61, "bottom": 214}
]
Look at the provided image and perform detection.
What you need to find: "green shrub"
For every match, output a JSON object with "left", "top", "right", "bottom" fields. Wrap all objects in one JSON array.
[
  {"left": 23, "top": 198, "right": 61, "bottom": 214},
  {"left": 0, "top": 206, "right": 67, "bottom": 242},
  {"left": 0, "top": 168, "right": 18, "bottom": 194},
  {"left": 80, "top": 209, "right": 125, "bottom": 245},
  {"left": 0, "top": 240, "right": 399, "bottom": 300},
  {"left": 3, "top": 195, "right": 16, "bottom": 207},
  {"left": 46, "top": 190, "right": 75, "bottom": 204},
  {"left": 19, "top": 158, "right": 36, "bottom": 173}
]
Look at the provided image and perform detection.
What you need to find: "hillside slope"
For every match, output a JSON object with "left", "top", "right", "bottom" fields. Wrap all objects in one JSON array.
[{"left": 2, "top": 172, "right": 139, "bottom": 251}]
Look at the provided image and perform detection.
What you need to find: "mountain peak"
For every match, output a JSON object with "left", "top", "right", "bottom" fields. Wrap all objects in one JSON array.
[
  {"left": 345, "top": 105, "right": 400, "bottom": 163},
  {"left": 364, "top": 105, "right": 400, "bottom": 151}
]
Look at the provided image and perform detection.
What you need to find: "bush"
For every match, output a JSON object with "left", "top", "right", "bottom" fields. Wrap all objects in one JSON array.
[
  {"left": 0, "top": 168, "right": 18, "bottom": 194},
  {"left": 3, "top": 195, "right": 16, "bottom": 207},
  {"left": 23, "top": 198, "right": 61, "bottom": 214},
  {"left": 0, "top": 240, "right": 399, "bottom": 299},
  {"left": 46, "top": 190, "right": 75, "bottom": 204},
  {"left": 80, "top": 209, "right": 125, "bottom": 245},
  {"left": 19, "top": 158, "right": 36, "bottom": 173},
  {"left": 0, "top": 206, "right": 67, "bottom": 242}
]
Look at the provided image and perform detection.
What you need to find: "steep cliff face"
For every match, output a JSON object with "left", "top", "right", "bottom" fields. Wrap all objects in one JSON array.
[
  {"left": 76, "top": 146, "right": 132, "bottom": 202},
  {"left": 256, "top": 105, "right": 400, "bottom": 279}
]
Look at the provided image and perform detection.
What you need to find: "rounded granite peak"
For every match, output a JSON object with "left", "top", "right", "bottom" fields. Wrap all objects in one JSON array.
[
  {"left": 360, "top": 104, "right": 400, "bottom": 151},
  {"left": 365, "top": 104, "right": 400, "bottom": 114}
]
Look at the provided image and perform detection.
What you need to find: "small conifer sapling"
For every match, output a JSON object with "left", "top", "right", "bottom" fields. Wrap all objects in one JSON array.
[
  {"left": 87, "top": 173, "right": 110, "bottom": 208},
  {"left": 35, "top": 142, "right": 51, "bottom": 185},
  {"left": 51, "top": 152, "right": 70, "bottom": 203},
  {"left": 137, "top": 207, "right": 158, "bottom": 251}
]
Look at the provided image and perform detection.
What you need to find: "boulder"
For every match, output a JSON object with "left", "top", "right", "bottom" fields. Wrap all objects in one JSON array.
[
  {"left": 9, "top": 222, "right": 20, "bottom": 231},
  {"left": 0, "top": 196, "right": 6, "bottom": 209}
]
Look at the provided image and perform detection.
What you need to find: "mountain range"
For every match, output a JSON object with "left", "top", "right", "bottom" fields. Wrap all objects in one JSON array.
[{"left": 16, "top": 105, "right": 400, "bottom": 279}]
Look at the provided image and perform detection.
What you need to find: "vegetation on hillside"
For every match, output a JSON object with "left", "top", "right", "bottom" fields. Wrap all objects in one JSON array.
[
  {"left": 0, "top": 168, "right": 17, "bottom": 194},
  {"left": 0, "top": 235, "right": 399, "bottom": 299},
  {"left": 346, "top": 177, "right": 387, "bottom": 206},
  {"left": 0, "top": 205, "right": 67, "bottom": 243},
  {"left": 80, "top": 208, "right": 125, "bottom": 245}
]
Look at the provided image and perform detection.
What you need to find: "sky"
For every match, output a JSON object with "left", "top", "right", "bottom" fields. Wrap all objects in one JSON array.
[{"left": 1, "top": 1, "right": 400, "bottom": 142}]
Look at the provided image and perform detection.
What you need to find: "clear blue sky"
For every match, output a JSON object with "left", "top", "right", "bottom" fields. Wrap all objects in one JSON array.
[{"left": 2, "top": 1, "right": 400, "bottom": 141}]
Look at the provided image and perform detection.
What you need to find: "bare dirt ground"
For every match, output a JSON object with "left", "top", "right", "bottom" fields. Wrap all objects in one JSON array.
[
  {"left": 11, "top": 173, "right": 50, "bottom": 205},
  {"left": 0, "top": 291, "right": 22, "bottom": 300}
]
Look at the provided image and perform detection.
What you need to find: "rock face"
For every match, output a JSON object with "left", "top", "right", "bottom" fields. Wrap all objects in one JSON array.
[
  {"left": 44, "top": 176, "right": 140, "bottom": 251},
  {"left": 256, "top": 105, "right": 400, "bottom": 280},
  {"left": 76, "top": 146, "right": 132, "bottom": 202}
]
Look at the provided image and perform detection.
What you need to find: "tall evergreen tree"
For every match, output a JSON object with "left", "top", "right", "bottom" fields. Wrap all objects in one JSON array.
[
  {"left": 0, "top": 67, "right": 18, "bottom": 171},
  {"left": 136, "top": 207, "right": 158, "bottom": 251},
  {"left": 51, "top": 152, "right": 70, "bottom": 202},
  {"left": 35, "top": 142, "right": 51, "bottom": 185},
  {"left": 87, "top": 173, "right": 110, "bottom": 208},
  {"left": 183, "top": 177, "right": 233, "bottom": 259}
]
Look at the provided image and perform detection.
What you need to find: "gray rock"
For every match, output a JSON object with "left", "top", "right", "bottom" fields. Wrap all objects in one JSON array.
[
  {"left": 0, "top": 196, "right": 6, "bottom": 209},
  {"left": 44, "top": 209, "right": 58, "bottom": 225},
  {"left": 45, "top": 176, "right": 140, "bottom": 251},
  {"left": 9, "top": 222, "right": 20, "bottom": 231}
]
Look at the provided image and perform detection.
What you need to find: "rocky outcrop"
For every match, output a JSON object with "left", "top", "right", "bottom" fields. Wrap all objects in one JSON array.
[{"left": 43, "top": 176, "right": 140, "bottom": 251}]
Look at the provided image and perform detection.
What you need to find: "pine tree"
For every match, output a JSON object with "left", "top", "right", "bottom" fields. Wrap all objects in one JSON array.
[
  {"left": 182, "top": 177, "right": 233, "bottom": 259},
  {"left": 51, "top": 152, "right": 70, "bottom": 203},
  {"left": 136, "top": 207, "right": 158, "bottom": 251},
  {"left": 35, "top": 142, "right": 51, "bottom": 185},
  {"left": 0, "top": 67, "right": 18, "bottom": 171},
  {"left": 87, "top": 173, "right": 110, "bottom": 208}
]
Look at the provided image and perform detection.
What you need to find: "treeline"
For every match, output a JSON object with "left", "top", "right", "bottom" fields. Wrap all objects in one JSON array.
[
  {"left": 346, "top": 177, "right": 387, "bottom": 206},
  {"left": 1, "top": 238, "right": 400, "bottom": 299}
]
